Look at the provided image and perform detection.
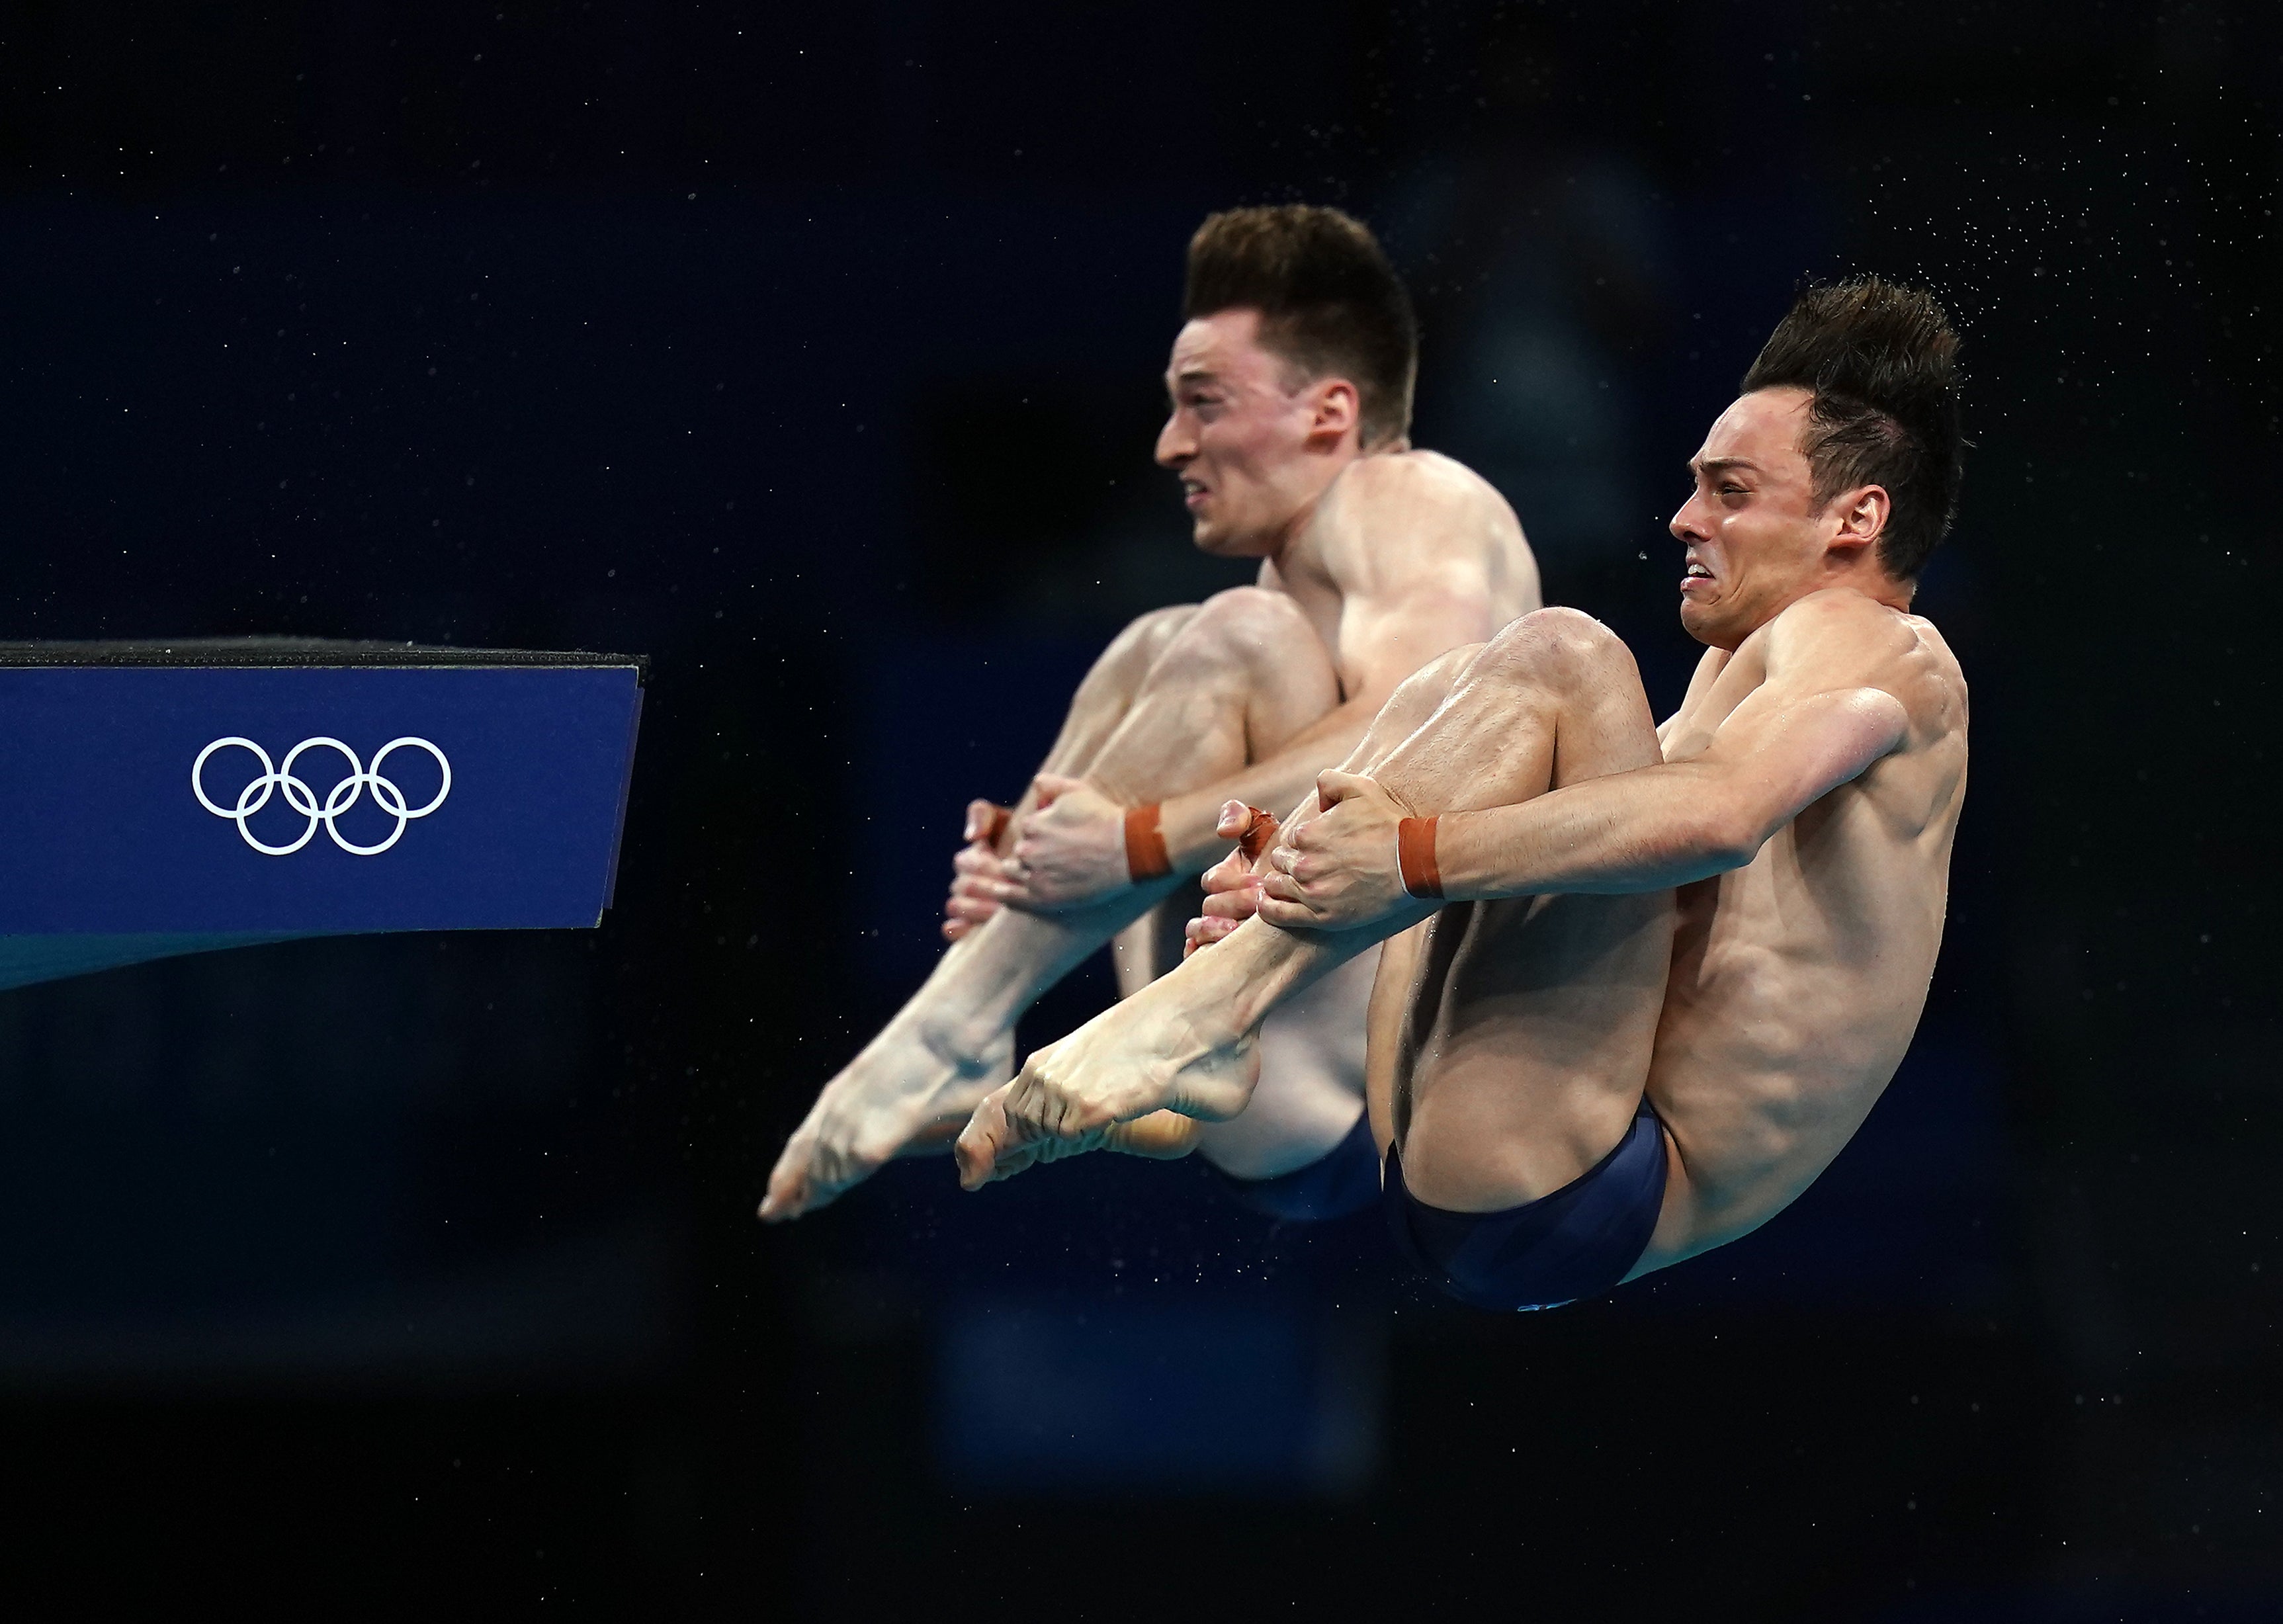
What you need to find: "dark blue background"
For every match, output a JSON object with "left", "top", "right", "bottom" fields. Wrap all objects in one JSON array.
[
  {"left": 0, "top": 665, "right": 638, "bottom": 931},
  {"left": 0, "top": 2, "right": 2273, "bottom": 1620}
]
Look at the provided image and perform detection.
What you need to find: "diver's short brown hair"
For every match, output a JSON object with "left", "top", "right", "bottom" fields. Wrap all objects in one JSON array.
[
  {"left": 1184, "top": 205, "right": 1418, "bottom": 448},
  {"left": 1741, "top": 276, "right": 1964, "bottom": 580}
]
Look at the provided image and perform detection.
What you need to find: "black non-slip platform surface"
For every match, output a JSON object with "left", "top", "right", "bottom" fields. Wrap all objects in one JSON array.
[{"left": 0, "top": 638, "right": 646, "bottom": 678}]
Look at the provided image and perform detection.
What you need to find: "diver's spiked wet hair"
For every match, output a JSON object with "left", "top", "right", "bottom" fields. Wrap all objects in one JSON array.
[
  {"left": 1742, "top": 276, "right": 1963, "bottom": 579},
  {"left": 1184, "top": 205, "right": 1418, "bottom": 449}
]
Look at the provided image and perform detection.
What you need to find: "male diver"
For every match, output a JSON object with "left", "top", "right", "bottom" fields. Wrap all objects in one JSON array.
[
  {"left": 761, "top": 206, "right": 1540, "bottom": 1222},
  {"left": 956, "top": 277, "right": 1970, "bottom": 1312}
]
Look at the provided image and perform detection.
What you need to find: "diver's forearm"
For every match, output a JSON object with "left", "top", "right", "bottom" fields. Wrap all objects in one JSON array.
[
  {"left": 1433, "top": 763, "right": 1750, "bottom": 900},
  {"left": 1156, "top": 697, "right": 1377, "bottom": 870}
]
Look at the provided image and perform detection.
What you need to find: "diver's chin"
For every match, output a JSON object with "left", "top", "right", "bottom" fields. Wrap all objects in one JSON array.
[{"left": 1677, "top": 599, "right": 1732, "bottom": 650}]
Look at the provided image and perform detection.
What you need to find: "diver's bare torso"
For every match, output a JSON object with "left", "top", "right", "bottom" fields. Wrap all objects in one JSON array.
[
  {"left": 1258, "top": 447, "right": 1537, "bottom": 693},
  {"left": 1631, "top": 593, "right": 1969, "bottom": 1271},
  {"left": 1195, "top": 447, "right": 1539, "bottom": 1177}
]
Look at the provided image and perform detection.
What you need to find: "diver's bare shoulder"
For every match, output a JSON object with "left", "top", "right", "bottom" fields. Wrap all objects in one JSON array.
[{"left": 1305, "top": 449, "right": 1538, "bottom": 625}]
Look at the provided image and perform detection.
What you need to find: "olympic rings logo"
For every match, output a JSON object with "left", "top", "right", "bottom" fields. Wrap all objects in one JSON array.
[{"left": 192, "top": 736, "right": 452, "bottom": 856}]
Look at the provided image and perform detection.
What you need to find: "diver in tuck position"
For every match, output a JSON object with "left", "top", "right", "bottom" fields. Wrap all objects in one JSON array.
[
  {"left": 761, "top": 205, "right": 1539, "bottom": 1222},
  {"left": 955, "top": 277, "right": 1971, "bottom": 1312}
]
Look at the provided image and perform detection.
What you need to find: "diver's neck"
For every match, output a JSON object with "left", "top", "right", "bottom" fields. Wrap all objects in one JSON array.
[{"left": 1258, "top": 443, "right": 1373, "bottom": 576}]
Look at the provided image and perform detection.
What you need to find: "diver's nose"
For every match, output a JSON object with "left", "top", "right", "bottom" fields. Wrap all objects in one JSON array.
[{"left": 1155, "top": 413, "right": 1193, "bottom": 469}]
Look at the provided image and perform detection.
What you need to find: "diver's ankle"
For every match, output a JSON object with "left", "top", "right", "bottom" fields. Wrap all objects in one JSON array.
[
  {"left": 1152, "top": 990, "right": 1250, "bottom": 1065},
  {"left": 908, "top": 1011, "right": 1013, "bottom": 1087}
]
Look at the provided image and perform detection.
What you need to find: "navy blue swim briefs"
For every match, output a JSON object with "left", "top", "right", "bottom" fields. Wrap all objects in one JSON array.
[
  {"left": 1383, "top": 1099, "right": 1668, "bottom": 1312},
  {"left": 1211, "top": 1108, "right": 1381, "bottom": 1222}
]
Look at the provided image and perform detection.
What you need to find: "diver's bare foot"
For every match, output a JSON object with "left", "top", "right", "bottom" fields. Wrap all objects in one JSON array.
[
  {"left": 953, "top": 984, "right": 1259, "bottom": 1189},
  {"left": 761, "top": 1019, "right": 1014, "bottom": 1221}
]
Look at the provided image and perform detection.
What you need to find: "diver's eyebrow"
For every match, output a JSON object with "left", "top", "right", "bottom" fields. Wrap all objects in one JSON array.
[{"left": 1690, "top": 456, "right": 1761, "bottom": 477}]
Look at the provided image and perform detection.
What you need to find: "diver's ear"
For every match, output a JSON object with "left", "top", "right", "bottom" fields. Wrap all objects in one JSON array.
[
  {"left": 1303, "top": 377, "right": 1361, "bottom": 450},
  {"left": 1826, "top": 483, "right": 1890, "bottom": 565}
]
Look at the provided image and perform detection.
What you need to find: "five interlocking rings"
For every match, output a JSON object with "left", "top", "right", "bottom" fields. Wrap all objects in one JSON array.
[{"left": 192, "top": 736, "right": 452, "bottom": 856}]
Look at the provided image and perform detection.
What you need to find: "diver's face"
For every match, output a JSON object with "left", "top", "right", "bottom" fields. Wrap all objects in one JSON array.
[
  {"left": 1668, "top": 388, "right": 1836, "bottom": 650},
  {"left": 1154, "top": 310, "right": 1326, "bottom": 557}
]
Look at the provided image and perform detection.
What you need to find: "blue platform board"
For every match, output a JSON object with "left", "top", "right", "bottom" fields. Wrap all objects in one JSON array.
[{"left": 0, "top": 640, "right": 644, "bottom": 988}]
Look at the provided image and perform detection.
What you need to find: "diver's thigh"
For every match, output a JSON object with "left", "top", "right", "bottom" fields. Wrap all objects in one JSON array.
[
  {"left": 1399, "top": 888, "right": 1674, "bottom": 1212},
  {"left": 1196, "top": 947, "right": 1377, "bottom": 1179},
  {"left": 1365, "top": 917, "right": 1434, "bottom": 1153}
]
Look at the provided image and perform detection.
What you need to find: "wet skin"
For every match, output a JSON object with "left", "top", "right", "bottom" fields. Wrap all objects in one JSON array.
[
  {"left": 957, "top": 387, "right": 1969, "bottom": 1276},
  {"left": 759, "top": 308, "right": 1538, "bottom": 1220}
]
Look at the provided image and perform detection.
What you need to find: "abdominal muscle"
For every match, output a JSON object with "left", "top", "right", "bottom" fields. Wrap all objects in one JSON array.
[{"left": 1635, "top": 809, "right": 1950, "bottom": 1268}]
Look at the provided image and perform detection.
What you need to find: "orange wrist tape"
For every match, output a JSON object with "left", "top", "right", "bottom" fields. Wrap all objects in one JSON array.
[
  {"left": 1397, "top": 815, "right": 1443, "bottom": 900},
  {"left": 976, "top": 804, "right": 1012, "bottom": 845},
  {"left": 1236, "top": 805, "right": 1279, "bottom": 861},
  {"left": 1124, "top": 802, "right": 1172, "bottom": 882}
]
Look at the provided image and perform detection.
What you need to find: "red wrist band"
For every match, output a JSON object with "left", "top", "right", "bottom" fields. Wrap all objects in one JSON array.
[
  {"left": 1397, "top": 815, "right": 1443, "bottom": 900},
  {"left": 1124, "top": 803, "right": 1172, "bottom": 882},
  {"left": 1236, "top": 804, "right": 1279, "bottom": 861}
]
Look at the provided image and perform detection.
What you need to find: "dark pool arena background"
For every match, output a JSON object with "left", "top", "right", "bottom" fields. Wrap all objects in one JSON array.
[{"left": 0, "top": 2, "right": 2273, "bottom": 1618}]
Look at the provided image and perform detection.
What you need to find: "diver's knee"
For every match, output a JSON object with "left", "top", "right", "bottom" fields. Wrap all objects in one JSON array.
[
  {"left": 1182, "top": 585, "right": 1316, "bottom": 656},
  {"left": 1113, "top": 602, "right": 1203, "bottom": 665},
  {"left": 1471, "top": 607, "right": 1626, "bottom": 689}
]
